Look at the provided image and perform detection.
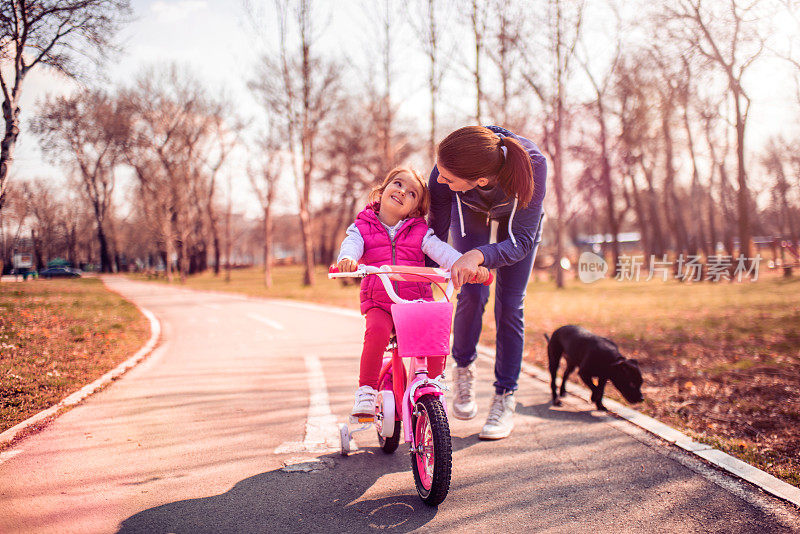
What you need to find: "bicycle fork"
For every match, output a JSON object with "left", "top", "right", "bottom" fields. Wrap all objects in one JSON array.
[{"left": 402, "top": 357, "right": 447, "bottom": 444}]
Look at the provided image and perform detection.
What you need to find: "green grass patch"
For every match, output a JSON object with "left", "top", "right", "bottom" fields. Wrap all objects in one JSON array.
[{"left": 0, "top": 278, "right": 150, "bottom": 434}]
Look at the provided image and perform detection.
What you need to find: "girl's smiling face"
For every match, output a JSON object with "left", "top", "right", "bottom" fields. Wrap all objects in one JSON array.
[{"left": 378, "top": 171, "right": 423, "bottom": 225}]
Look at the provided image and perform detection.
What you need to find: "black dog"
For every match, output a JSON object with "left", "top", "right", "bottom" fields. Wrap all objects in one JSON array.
[{"left": 546, "top": 325, "right": 644, "bottom": 411}]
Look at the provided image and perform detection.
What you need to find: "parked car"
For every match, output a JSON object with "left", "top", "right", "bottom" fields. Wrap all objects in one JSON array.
[{"left": 39, "top": 266, "right": 81, "bottom": 279}]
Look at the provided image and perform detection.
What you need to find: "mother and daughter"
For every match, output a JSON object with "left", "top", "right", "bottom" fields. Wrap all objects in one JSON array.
[{"left": 336, "top": 125, "right": 547, "bottom": 440}]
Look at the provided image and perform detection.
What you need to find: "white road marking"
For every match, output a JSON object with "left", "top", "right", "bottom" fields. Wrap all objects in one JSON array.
[
  {"left": 246, "top": 313, "right": 285, "bottom": 331},
  {"left": 274, "top": 355, "right": 340, "bottom": 454},
  {"left": 273, "top": 299, "right": 363, "bottom": 319}
]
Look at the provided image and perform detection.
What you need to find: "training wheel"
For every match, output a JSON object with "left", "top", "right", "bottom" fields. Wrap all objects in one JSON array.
[{"left": 339, "top": 423, "right": 351, "bottom": 456}]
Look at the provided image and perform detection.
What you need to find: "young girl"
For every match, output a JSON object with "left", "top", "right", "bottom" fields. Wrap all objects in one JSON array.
[{"left": 337, "top": 166, "right": 486, "bottom": 417}]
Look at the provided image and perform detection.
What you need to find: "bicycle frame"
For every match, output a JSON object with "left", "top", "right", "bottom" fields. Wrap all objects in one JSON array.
[
  {"left": 379, "top": 345, "right": 447, "bottom": 443},
  {"left": 330, "top": 264, "right": 454, "bottom": 443}
]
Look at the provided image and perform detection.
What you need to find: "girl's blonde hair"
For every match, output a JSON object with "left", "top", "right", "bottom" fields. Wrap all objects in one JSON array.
[{"left": 368, "top": 166, "right": 430, "bottom": 218}]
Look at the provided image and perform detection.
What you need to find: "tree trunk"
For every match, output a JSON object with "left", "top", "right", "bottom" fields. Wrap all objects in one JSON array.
[
  {"left": 32, "top": 229, "right": 44, "bottom": 271},
  {"left": 626, "top": 172, "right": 650, "bottom": 258},
  {"left": 597, "top": 101, "right": 619, "bottom": 276},
  {"left": 209, "top": 208, "right": 221, "bottom": 276},
  {"left": 381, "top": 0, "right": 393, "bottom": 171},
  {"left": 683, "top": 107, "right": 708, "bottom": 257},
  {"left": 733, "top": 89, "right": 752, "bottom": 258},
  {"left": 552, "top": 107, "right": 565, "bottom": 288},
  {"left": 640, "top": 160, "right": 665, "bottom": 257},
  {"left": 427, "top": 0, "right": 438, "bottom": 161},
  {"left": 96, "top": 222, "right": 113, "bottom": 273},
  {"left": 707, "top": 179, "right": 718, "bottom": 255},
  {"left": 719, "top": 162, "right": 735, "bottom": 257},
  {"left": 0, "top": 98, "right": 20, "bottom": 212},
  {"left": 298, "top": 206, "right": 315, "bottom": 286},
  {"left": 660, "top": 102, "right": 689, "bottom": 255},
  {"left": 264, "top": 205, "right": 273, "bottom": 288},
  {"left": 472, "top": 0, "right": 483, "bottom": 124}
]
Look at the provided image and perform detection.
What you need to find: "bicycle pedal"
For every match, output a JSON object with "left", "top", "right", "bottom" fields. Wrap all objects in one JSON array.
[{"left": 349, "top": 415, "right": 375, "bottom": 424}]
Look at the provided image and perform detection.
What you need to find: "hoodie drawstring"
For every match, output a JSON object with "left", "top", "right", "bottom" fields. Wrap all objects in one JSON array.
[
  {"left": 456, "top": 194, "right": 466, "bottom": 237},
  {"left": 508, "top": 196, "right": 518, "bottom": 247}
]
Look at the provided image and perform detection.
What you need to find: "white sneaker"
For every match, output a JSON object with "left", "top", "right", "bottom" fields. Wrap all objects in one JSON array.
[
  {"left": 479, "top": 391, "right": 516, "bottom": 440},
  {"left": 452, "top": 364, "right": 477, "bottom": 420},
  {"left": 350, "top": 385, "right": 377, "bottom": 418}
]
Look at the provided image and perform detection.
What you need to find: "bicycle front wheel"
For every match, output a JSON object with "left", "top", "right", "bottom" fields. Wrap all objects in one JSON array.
[{"left": 410, "top": 394, "right": 452, "bottom": 506}]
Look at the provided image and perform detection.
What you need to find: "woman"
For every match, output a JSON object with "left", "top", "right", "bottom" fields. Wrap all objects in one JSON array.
[{"left": 428, "top": 125, "right": 546, "bottom": 440}]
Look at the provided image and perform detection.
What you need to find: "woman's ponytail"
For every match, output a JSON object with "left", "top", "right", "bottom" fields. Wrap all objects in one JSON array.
[
  {"left": 497, "top": 137, "right": 534, "bottom": 208},
  {"left": 437, "top": 126, "right": 535, "bottom": 208}
]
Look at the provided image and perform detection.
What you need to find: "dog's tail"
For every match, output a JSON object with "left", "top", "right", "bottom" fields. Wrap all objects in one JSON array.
[{"left": 543, "top": 332, "right": 551, "bottom": 344}]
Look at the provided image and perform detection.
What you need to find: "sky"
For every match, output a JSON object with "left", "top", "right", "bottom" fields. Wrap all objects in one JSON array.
[{"left": 9, "top": 0, "right": 800, "bottom": 217}]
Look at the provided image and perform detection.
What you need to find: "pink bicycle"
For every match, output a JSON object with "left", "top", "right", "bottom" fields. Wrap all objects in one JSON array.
[{"left": 328, "top": 264, "right": 492, "bottom": 506}]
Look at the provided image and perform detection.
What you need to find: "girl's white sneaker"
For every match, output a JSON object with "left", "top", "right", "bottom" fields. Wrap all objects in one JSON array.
[{"left": 350, "top": 385, "right": 378, "bottom": 418}]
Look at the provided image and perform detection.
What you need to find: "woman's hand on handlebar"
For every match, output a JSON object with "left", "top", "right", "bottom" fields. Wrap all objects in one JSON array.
[
  {"left": 450, "top": 249, "right": 485, "bottom": 289},
  {"left": 473, "top": 266, "right": 491, "bottom": 285},
  {"left": 337, "top": 258, "right": 358, "bottom": 272}
]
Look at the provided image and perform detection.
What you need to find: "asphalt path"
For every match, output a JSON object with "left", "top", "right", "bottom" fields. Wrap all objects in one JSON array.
[{"left": 0, "top": 276, "right": 798, "bottom": 533}]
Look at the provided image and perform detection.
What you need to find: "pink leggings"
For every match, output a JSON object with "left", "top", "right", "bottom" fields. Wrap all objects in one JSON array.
[{"left": 359, "top": 307, "right": 445, "bottom": 388}]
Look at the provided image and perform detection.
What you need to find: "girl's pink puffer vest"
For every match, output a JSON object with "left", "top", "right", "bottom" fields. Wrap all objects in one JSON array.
[{"left": 355, "top": 204, "right": 433, "bottom": 314}]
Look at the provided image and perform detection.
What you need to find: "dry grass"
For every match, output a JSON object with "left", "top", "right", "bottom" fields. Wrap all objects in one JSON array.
[
  {"left": 132, "top": 266, "right": 800, "bottom": 487},
  {"left": 0, "top": 278, "right": 150, "bottom": 434}
]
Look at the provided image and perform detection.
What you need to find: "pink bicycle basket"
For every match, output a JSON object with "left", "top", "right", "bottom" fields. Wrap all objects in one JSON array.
[{"left": 390, "top": 301, "right": 454, "bottom": 358}]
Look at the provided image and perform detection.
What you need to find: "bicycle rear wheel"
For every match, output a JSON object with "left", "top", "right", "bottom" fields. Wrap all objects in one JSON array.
[
  {"left": 376, "top": 390, "right": 401, "bottom": 453},
  {"left": 378, "top": 419, "right": 401, "bottom": 453},
  {"left": 410, "top": 394, "right": 452, "bottom": 506}
]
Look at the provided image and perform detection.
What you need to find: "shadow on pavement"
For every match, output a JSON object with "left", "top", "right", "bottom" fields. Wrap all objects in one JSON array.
[
  {"left": 515, "top": 400, "right": 606, "bottom": 422},
  {"left": 118, "top": 436, "right": 479, "bottom": 534}
]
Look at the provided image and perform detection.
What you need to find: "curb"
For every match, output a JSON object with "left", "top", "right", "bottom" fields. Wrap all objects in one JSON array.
[
  {"left": 0, "top": 297, "right": 161, "bottom": 448},
  {"left": 476, "top": 346, "right": 800, "bottom": 509}
]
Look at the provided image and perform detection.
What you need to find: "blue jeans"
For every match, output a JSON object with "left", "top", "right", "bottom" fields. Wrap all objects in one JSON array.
[{"left": 450, "top": 205, "right": 544, "bottom": 394}]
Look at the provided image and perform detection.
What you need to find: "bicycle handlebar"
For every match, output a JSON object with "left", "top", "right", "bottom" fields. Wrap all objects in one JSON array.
[{"left": 328, "top": 264, "right": 493, "bottom": 304}]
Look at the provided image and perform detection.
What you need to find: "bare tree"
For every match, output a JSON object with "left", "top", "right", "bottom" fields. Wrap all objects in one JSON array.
[
  {"left": 199, "top": 104, "right": 241, "bottom": 276},
  {"left": 0, "top": 181, "right": 28, "bottom": 272},
  {"left": 0, "top": 0, "right": 130, "bottom": 212},
  {"left": 469, "top": 0, "right": 487, "bottom": 124},
  {"left": 354, "top": 0, "right": 408, "bottom": 176},
  {"left": 521, "top": 0, "right": 585, "bottom": 288},
  {"left": 484, "top": 0, "right": 526, "bottom": 130},
  {"left": 762, "top": 136, "right": 799, "bottom": 244},
  {"left": 648, "top": 47, "right": 691, "bottom": 258},
  {"left": 373, "top": 0, "right": 398, "bottom": 172},
  {"left": 409, "top": 0, "right": 451, "bottom": 161},
  {"left": 667, "top": 0, "right": 767, "bottom": 258},
  {"left": 614, "top": 54, "right": 666, "bottom": 259},
  {"left": 121, "top": 65, "right": 233, "bottom": 281},
  {"left": 249, "top": 0, "right": 341, "bottom": 286},
  {"left": 33, "top": 91, "right": 128, "bottom": 272},
  {"left": 21, "top": 178, "right": 60, "bottom": 270},
  {"left": 249, "top": 132, "right": 284, "bottom": 288},
  {"left": 678, "top": 55, "right": 709, "bottom": 257},
  {"left": 578, "top": 23, "right": 623, "bottom": 274}
]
